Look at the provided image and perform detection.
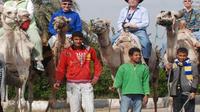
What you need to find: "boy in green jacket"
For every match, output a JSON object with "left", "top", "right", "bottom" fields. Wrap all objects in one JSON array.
[{"left": 113, "top": 47, "right": 150, "bottom": 112}]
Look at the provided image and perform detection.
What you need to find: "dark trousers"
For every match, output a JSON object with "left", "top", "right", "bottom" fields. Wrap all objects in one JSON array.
[
  {"left": 173, "top": 93, "right": 195, "bottom": 112},
  {"left": 0, "top": 95, "right": 3, "bottom": 112}
]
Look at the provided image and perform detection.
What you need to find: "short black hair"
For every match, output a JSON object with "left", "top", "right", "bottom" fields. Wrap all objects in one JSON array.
[
  {"left": 128, "top": 47, "right": 141, "bottom": 56},
  {"left": 177, "top": 47, "right": 188, "bottom": 55},
  {"left": 72, "top": 31, "right": 84, "bottom": 39}
]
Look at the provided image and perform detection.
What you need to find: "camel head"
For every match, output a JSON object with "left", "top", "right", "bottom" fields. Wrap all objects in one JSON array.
[
  {"left": 1, "top": 6, "right": 18, "bottom": 29},
  {"left": 90, "top": 18, "right": 110, "bottom": 35},
  {"left": 156, "top": 10, "right": 183, "bottom": 28},
  {"left": 156, "top": 11, "right": 177, "bottom": 27},
  {"left": 53, "top": 16, "right": 71, "bottom": 33}
]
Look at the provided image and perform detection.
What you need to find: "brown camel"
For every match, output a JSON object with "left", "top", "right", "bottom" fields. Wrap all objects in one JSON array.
[
  {"left": 27, "top": 16, "right": 71, "bottom": 112},
  {"left": 156, "top": 11, "right": 200, "bottom": 64},
  {"left": 90, "top": 18, "right": 160, "bottom": 112}
]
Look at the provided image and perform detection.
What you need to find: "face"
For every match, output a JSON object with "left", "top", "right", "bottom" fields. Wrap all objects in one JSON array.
[
  {"left": 61, "top": 2, "right": 72, "bottom": 12},
  {"left": 128, "top": 0, "right": 139, "bottom": 7},
  {"left": 183, "top": 0, "right": 192, "bottom": 9},
  {"left": 177, "top": 52, "right": 188, "bottom": 62},
  {"left": 129, "top": 52, "right": 141, "bottom": 63},
  {"left": 72, "top": 36, "right": 83, "bottom": 47}
]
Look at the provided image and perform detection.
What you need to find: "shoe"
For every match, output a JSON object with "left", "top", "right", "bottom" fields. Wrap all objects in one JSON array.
[{"left": 35, "top": 61, "right": 45, "bottom": 71}]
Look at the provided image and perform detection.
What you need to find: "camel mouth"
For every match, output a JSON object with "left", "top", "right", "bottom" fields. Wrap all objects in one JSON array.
[
  {"left": 156, "top": 18, "right": 173, "bottom": 27},
  {"left": 90, "top": 20, "right": 108, "bottom": 34}
]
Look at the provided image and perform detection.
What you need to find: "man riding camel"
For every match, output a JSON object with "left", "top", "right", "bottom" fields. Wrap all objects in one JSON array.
[{"left": 179, "top": 0, "right": 200, "bottom": 41}]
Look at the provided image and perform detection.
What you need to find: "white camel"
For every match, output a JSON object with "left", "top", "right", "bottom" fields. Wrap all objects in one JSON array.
[{"left": 0, "top": 5, "right": 33, "bottom": 112}]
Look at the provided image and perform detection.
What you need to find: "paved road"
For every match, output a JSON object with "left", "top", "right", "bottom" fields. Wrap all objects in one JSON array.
[{"left": 96, "top": 105, "right": 200, "bottom": 112}]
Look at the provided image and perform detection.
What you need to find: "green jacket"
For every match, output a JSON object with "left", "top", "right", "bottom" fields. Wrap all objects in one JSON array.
[{"left": 114, "top": 63, "right": 150, "bottom": 95}]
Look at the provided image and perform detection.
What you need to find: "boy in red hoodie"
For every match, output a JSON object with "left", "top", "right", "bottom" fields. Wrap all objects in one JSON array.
[{"left": 54, "top": 31, "right": 102, "bottom": 112}]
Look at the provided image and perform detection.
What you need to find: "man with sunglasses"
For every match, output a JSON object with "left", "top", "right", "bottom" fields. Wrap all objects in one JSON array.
[
  {"left": 179, "top": 0, "right": 200, "bottom": 40},
  {"left": 48, "top": 0, "right": 82, "bottom": 37}
]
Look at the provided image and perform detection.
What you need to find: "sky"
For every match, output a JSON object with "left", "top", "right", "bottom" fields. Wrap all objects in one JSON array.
[{"left": 76, "top": 0, "right": 184, "bottom": 45}]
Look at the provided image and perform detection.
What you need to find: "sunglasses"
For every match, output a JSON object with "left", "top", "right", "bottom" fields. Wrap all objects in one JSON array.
[
  {"left": 184, "top": 0, "right": 192, "bottom": 3},
  {"left": 62, "top": 3, "right": 72, "bottom": 5}
]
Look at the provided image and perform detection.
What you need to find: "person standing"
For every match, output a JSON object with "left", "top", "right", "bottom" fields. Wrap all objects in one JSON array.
[
  {"left": 166, "top": 47, "right": 198, "bottom": 112},
  {"left": 113, "top": 47, "right": 150, "bottom": 112},
  {"left": 53, "top": 31, "right": 102, "bottom": 112},
  {"left": 112, "top": 0, "right": 152, "bottom": 64}
]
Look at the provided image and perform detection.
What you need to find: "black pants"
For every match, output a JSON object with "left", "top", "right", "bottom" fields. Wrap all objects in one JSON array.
[
  {"left": 173, "top": 93, "right": 195, "bottom": 112},
  {"left": 0, "top": 95, "right": 3, "bottom": 112}
]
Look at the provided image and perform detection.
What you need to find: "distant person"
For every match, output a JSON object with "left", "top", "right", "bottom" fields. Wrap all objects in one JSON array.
[
  {"left": 112, "top": 47, "right": 150, "bottom": 112},
  {"left": 48, "top": 0, "right": 82, "bottom": 37},
  {"left": 112, "top": 0, "right": 152, "bottom": 64},
  {"left": 53, "top": 31, "right": 102, "bottom": 112},
  {"left": 179, "top": 0, "right": 200, "bottom": 40},
  {"left": 165, "top": 47, "right": 198, "bottom": 112}
]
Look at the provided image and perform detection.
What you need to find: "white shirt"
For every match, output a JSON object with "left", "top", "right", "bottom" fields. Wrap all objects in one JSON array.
[{"left": 117, "top": 5, "right": 150, "bottom": 31}]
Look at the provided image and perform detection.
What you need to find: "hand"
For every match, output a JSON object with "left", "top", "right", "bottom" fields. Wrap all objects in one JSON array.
[
  {"left": 143, "top": 95, "right": 148, "bottom": 106},
  {"left": 109, "top": 86, "right": 115, "bottom": 92},
  {"left": 91, "top": 78, "right": 98, "bottom": 85},
  {"left": 53, "top": 82, "right": 60, "bottom": 90},
  {"left": 124, "top": 22, "right": 137, "bottom": 29},
  {"left": 165, "top": 63, "right": 172, "bottom": 71},
  {"left": 189, "top": 92, "right": 195, "bottom": 100}
]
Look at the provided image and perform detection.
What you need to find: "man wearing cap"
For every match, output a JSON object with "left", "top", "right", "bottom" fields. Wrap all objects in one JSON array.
[
  {"left": 48, "top": 0, "right": 82, "bottom": 37},
  {"left": 113, "top": 0, "right": 151, "bottom": 64},
  {"left": 53, "top": 31, "right": 102, "bottom": 112}
]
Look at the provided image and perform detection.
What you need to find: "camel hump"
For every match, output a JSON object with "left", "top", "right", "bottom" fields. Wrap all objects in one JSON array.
[
  {"left": 113, "top": 32, "right": 141, "bottom": 50},
  {"left": 113, "top": 32, "right": 143, "bottom": 63}
]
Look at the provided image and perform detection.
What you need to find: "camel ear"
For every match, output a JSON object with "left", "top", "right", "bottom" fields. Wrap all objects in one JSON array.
[
  {"left": 0, "top": 4, "right": 3, "bottom": 14},
  {"left": 160, "top": 10, "right": 165, "bottom": 13},
  {"left": 172, "top": 10, "right": 183, "bottom": 19}
]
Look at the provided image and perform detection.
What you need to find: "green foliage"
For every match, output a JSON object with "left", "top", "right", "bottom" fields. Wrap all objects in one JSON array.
[
  {"left": 94, "top": 65, "right": 118, "bottom": 98},
  {"left": 157, "top": 68, "right": 168, "bottom": 97}
]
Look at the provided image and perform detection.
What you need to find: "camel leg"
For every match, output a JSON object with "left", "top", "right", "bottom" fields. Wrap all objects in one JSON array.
[
  {"left": 28, "top": 69, "right": 35, "bottom": 112},
  {"left": 45, "top": 59, "right": 56, "bottom": 112},
  {"left": 28, "top": 81, "right": 33, "bottom": 112},
  {"left": 14, "top": 88, "right": 19, "bottom": 112}
]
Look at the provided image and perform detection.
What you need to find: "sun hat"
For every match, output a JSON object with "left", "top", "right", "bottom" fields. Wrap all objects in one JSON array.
[{"left": 124, "top": 0, "right": 143, "bottom": 3}]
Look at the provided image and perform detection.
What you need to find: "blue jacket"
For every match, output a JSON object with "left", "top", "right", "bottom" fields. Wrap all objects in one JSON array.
[{"left": 48, "top": 9, "right": 82, "bottom": 36}]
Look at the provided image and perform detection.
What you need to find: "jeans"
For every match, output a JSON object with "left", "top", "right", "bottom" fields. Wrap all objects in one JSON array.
[
  {"left": 193, "top": 30, "right": 200, "bottom": 41},
  {"left": 120, "top": 94, "right": 143, "bottom": 112},
  {"left": 111, "top": 31, "right": 121, "bottom": 44},
  {"left": 173, "top": 93, "right": 195, "bottom": 112},
  {"left": 67, "top": 82, "right": 94, "bottom": 112},
  {"left": 111, "top": 30, "right": 152, "bottom": 59}
]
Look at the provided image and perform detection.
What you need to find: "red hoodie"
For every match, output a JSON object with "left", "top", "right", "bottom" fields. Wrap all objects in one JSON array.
[{"left": 55, "top": 46, "right": 102, "bottom": 83}]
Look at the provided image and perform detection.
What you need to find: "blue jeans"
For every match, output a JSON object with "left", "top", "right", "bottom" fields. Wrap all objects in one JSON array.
[
  {"left": 193, "top": 30, "right": 200, "bottom": 41},
  {"left": 120, "top": 94, "right": 143, "bottom": 112},
  {"left": 111, "top": 30, "right": 152, "bottom": 59},
  {"left": 111, "top": 31, "right": 121, "bottom": 44}
]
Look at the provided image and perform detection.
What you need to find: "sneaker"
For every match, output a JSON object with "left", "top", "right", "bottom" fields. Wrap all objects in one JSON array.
[{"left": 35, "top": 61, "right": 45, "bottom": 71}]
